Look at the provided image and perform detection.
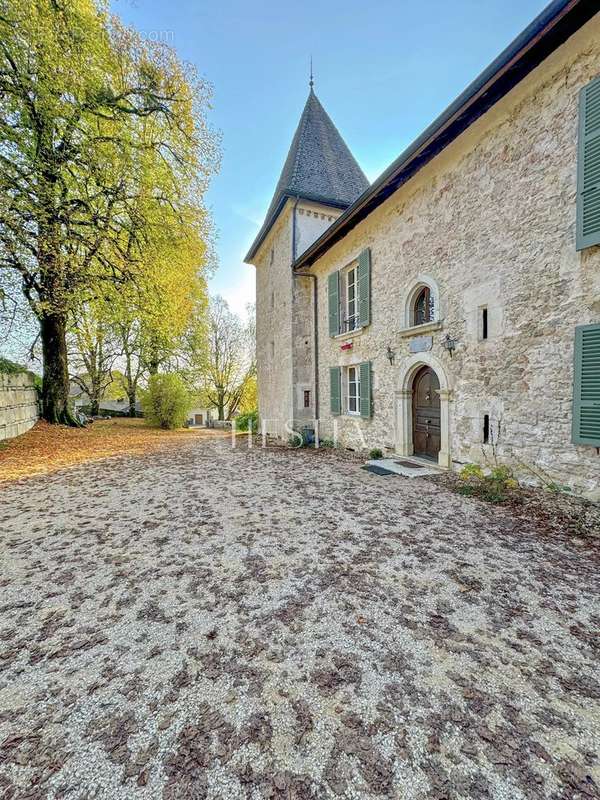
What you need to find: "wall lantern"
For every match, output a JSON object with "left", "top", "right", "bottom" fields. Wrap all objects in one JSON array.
[
  {"left": 386, "top": 345, "right": 396, "bottom": 365},
  {"left": 442, "top": 333, "right": 457, "bottom": 357}
]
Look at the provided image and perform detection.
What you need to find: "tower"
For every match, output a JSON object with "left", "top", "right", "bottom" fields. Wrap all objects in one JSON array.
[{"left": 245, "top": 83, "right": 368, "bottom": 436}]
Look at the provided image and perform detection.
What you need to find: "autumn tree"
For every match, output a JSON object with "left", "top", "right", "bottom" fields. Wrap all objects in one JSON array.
[
  {"left": 68, "top": 299, "right": 119, "bottom": 415},
  {"left": 0, "top": 0, "right": 218, "bottom": 423},
  {"left": 199, "top": 297, "right": 255, "bottom": 421}
]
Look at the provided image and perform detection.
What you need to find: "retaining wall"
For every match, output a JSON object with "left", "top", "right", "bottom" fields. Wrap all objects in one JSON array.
[{"left": 0, "top": 372, "right": 39, "bottom": 441}]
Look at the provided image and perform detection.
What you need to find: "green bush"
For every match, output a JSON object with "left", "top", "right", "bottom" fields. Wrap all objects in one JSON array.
[
  {"left": 369, "top": 448, "right": 384, "bottom": 460},
  {"left": 318, "top": 438, "right": 335, "bottom": 449},
  {"left": 140, "top": 373, "right": 190, "bottom": 430},
  {"left": 0, "top": 357, "right": 26, "bottom": 374},
  {"left": 236, "top": 410, "right": 258, "bottom": 432},
  {"left": 457, "top": 462, "right": 519, "bottom": 504}
]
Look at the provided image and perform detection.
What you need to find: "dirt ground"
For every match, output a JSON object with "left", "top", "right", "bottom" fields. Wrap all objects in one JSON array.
[
  {"left": 0, "top": 419, "right": 225, "bottom": 483},
  {"left": 0, "top": 434, "right": 598, "bottom": 799}
]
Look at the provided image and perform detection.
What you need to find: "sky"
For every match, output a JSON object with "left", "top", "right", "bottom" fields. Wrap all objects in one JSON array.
[{"left": 115, "top": 0, "right": 550, "bottom": 317}]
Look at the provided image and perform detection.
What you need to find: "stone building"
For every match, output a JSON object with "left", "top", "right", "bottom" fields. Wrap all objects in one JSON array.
[{"left": 246, "top": 0, "right": 600, "bottom": 497}]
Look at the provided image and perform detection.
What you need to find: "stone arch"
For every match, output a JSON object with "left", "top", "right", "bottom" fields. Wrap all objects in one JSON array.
[
  {"left": 403, "top": 275, "right": 441, "bottom": 328},
  {"left": 395, "top": 353, "right": 452, "bottom": 468}
]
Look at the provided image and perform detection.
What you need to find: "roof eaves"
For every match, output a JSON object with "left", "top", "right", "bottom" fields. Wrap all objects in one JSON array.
[
  {"left": 293, "top": 0, "right": 595, "bottom": 271},
  {"left": 244, "top": 192, "right": 352, "bottom": 263}
]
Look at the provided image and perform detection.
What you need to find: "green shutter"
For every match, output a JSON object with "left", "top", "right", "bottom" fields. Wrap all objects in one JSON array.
[
  {"left": 359, "top": 361, "right": 372, "bottom": 418},
  {"left": 572, "top": 323, "right": 600, "bottom": 445},
  {"left": 577, "top": 76, "right": 600, "bottom": 250},
  {"left": 357, "top": 248, "right": 371, "bottom": 327},
  {"left": 330, "top": 366, "right": 342, "bottom": 415},
  {"left": 328, "top": 271, "right": 340, "bottom": 336}
]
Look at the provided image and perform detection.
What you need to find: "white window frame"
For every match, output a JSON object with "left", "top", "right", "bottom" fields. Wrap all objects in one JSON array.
[
  {"left": 340, "top": 263, "right": 360, "bottom": 334},
  {"left": 346, "top": 365, "right": 361, "bottom": 415}
]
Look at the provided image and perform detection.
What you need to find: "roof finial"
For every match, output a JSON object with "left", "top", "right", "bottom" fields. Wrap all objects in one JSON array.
[{"left": 309, "top": 56, "right": 314, "bottom": 90}]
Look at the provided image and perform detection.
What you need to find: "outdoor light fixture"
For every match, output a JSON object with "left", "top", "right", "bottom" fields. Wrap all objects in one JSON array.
[
  {"left": 442, "top": 333, "right": 457, "bottom": 356},
  {"left": 386, "top": 345, "right": 396, "bottom": 365}
]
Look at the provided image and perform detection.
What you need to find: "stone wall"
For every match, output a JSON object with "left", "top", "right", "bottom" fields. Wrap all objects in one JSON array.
[
  {"left": 254, "top": 204, "right": 295, "bottom": 437},
  {"left": 253, "top": 199, "right": 343, "bottom": 437},
  {"left": 308, "top": 16, "right": 600, "bottom": 498},
  {"left": 0, "top": 372, "right": 39, "bottom": 441}
]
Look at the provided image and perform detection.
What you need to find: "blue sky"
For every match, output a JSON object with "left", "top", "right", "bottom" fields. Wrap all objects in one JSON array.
[{"left": 116, "top": 0, "right": 549, "bottom": 316}]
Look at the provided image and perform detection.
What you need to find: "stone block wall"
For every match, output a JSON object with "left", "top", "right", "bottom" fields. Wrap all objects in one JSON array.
[
  {"left": 308, "top": 16, "right": 600, "bottom": 497},
  {"left": 0, "top": 372, "right": 39, "bottom": 441}
]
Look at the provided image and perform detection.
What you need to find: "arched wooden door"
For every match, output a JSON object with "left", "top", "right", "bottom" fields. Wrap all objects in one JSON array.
[{"left": 412, "top": 366, "right": 441, "bottom": 460}]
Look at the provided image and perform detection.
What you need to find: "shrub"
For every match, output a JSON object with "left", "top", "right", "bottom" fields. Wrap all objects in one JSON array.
[
  {"left": 236, "top": 410, "right": 258, "bottom": 432},
  {"left": 459, "top": 463, "right": 484, "bottom": 482},
  {"left": 316, "top": 438, "right": 332, "bottom": 449},
  {"left": 140, "top": 373, "right": 190, "bottom": 430},
  {"left": 457, "top": 462, "right": 519, "bottom": 504},
  {"left": 369, "top": 448, "right": 384, "bottom": 460},
  {"left": 0, "top": 357, "right": 26, "bottom": 374}
]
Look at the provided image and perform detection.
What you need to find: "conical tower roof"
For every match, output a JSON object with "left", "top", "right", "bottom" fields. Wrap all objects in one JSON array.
[{"left": 245, "top": 89, "right": 369, "bottom": 261}]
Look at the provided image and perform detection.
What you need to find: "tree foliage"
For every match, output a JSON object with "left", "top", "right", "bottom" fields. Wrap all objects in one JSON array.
[
  {"left": 140, "top": 372, "right": 190, "bottom": 429},
  {"left": 68, "top": 299, "right": 119, "bottom": 415},
  {"left": 0, "top": 0, "right": 219, "bottom": 423},
  {"left": 196, "top": 297, "right": 255, "bottom": 421}
]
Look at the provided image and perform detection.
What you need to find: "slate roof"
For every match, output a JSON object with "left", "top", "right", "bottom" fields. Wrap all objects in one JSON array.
[{"left": 245, "top": 89, "right": 369, "bottom": 261}]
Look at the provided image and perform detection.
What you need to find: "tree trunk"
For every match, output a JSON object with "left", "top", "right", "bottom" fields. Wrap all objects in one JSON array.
[
  {"left": 90, "top": 397, "right": 100, "bottom": 416},
  {"left": 217, "top": 393, "right": 225, "bottom": 421},
  {"left": 40, "top": 312, "right": 81, "bottom": 425},
  {"left": 128, "top": 391, "right": 137, "bottom": 417}
]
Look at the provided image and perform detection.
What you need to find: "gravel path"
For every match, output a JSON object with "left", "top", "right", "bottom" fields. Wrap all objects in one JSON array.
[{"left": 0, "top": 437, "right": 598, "bottom": 799}]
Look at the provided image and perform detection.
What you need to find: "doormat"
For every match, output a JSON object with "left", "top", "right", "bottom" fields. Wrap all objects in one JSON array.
[
  {"left": 361, "top": 465, "right": 396, "bottom": 476},
  {"left": 395, "top": 460, "right": 425, "bottom": 469}
]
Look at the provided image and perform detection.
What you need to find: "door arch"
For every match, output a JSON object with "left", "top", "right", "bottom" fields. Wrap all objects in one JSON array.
[
  {"left": 412, "top": 366, "right": 441, "bottom": 460},
  {"left": 395, "top": 354, "right": 452, "bottom": 468}
]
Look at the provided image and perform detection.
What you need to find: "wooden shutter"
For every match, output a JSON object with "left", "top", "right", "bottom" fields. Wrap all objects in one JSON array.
[
  {"left": 357, "top": 248, "right": 371, "bottom": 328},
  {"left": 359, "top": 361, "right": 372, "bottom": 418},
  {"left": 577, "top": 76, "right": 600, "bottom": 250},
  {"left": 330, "top": 366, "right": 342, "bottom": 415},
  {"left": 328, "top": 271, "right": 340, "bottom": 336},
  {"left": 572, "top": 323, "right": 600, "bottom": 445}
]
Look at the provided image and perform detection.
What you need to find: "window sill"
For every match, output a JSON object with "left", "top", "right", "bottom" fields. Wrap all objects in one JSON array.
[
  {"left": 334, "top": 327, "right": 363, "bottom": 340},
  {"left": 396, "top": 320, "right": 442, "bottom": 337}
]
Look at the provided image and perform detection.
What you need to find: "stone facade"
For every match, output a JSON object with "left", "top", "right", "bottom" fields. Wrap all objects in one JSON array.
[
  {"left": 307, "top": 17, "right": 600, "bottom": 496},
  {"left": 254, "top": 199, "right": 342, "bottom": 436},
  {"left": 0, "top": 372, "right": 39, "bottom": 441}
]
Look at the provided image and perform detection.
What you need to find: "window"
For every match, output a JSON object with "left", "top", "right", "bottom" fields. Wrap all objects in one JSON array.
[
  {"left": 271, "top": 290, "right": 275, "bottom": 309},
  {"left": 303, "top": 390, "right": 311, "bottom": 408},
  {"left": 270, "top": 340, "right": 275, "bottom": 359},
  {"left": 413, "top": 286, "right": 434, "bottom": 326},
  {"left": 404, "top": 279, "right": 439, "bottom": 330},
  {"left": 483, "top": 414, "right": 490, "bottom": 444},
  {"left": 479, "top": 306, "right": 489, "bottom": 340},
  {"left": 270, "top": 247, "right": 275, "bottom": 265},
  {"left": 338, "top": 265, "right": 360, "bottom": 333},
  {"left": 327, "top": 249, "right": 371, "bottom": 336},
  {"left": 572, "top": 323, "right": 600, "bottom": 445},
  {"left": 576, "top": 75, "right": 600, "bottom": 250},
  {"left": 330, "top": 362, "right": 372, "bottom": 418},
  {"left": 347, "top": 365, "right": 360, "bottom": 414}
]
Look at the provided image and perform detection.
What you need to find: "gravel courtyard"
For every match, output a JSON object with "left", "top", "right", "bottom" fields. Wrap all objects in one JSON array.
[{"left": 0, "top": 436, "right": 598, "bottom": 800}]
